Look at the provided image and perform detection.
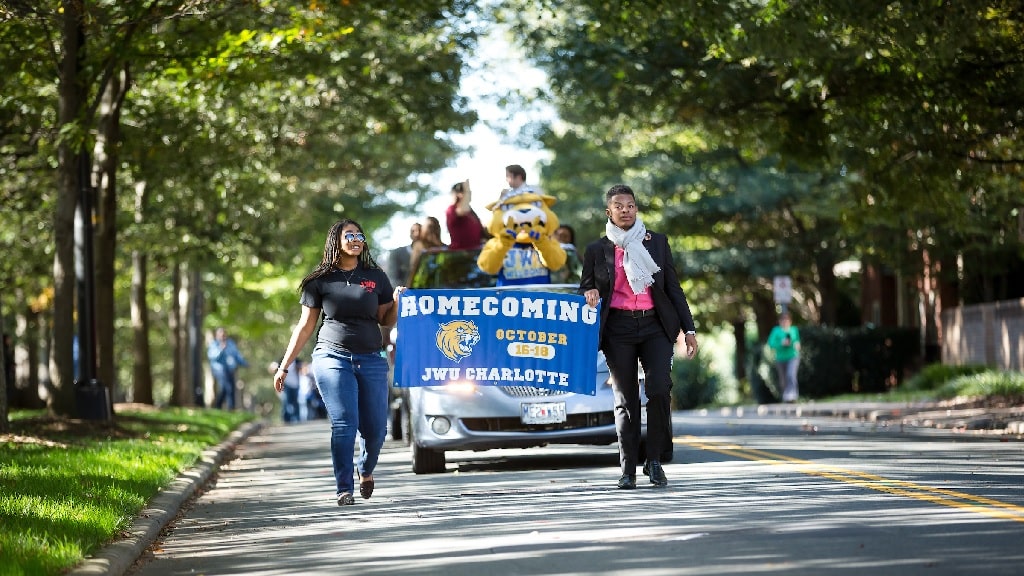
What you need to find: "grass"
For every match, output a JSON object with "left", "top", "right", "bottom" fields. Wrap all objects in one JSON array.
[{"left": 0, "top": 406, "right": 255, "bottom": 576}]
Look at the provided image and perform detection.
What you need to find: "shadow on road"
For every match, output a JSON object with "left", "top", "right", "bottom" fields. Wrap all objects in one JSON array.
[{"left": 448, "top": 448, "right": 618, "bottom": 473}]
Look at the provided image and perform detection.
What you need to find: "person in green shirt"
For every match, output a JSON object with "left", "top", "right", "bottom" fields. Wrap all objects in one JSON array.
[{"left": 767, "top": 312, "right": 801, "bottom": 402}]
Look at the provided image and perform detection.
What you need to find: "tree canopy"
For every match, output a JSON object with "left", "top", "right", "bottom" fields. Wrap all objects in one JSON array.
[
  {"left": 2, "top": 0, "right": 1023, "bottom": 418},
  {"left": 0, "top": 0, "right": 481, "bottom": 414},
  {"left": 503, "top": 0, "right": 1024, "bottom": 328}
]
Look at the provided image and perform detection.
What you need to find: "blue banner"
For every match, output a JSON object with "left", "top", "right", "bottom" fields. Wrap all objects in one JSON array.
[{"left": 394, "top": 288, "right": 600, "bottom": 395}]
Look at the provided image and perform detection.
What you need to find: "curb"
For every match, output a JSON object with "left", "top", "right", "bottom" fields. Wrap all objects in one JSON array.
[
  {"left": 68, "top": 420, "right": 265, "bottom": 576},
  {"left": 748, "top": 403, "right": 1024, "bottom": 436}
]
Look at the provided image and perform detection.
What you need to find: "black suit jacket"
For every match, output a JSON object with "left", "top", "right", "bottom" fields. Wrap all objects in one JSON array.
[{"left": 579, "top": 232, "right": 696, "bottom": 350}]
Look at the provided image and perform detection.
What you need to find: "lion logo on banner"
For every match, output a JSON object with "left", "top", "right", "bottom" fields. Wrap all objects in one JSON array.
[{"left": 436, "top": 320, "right": 481, "bottom": 363}]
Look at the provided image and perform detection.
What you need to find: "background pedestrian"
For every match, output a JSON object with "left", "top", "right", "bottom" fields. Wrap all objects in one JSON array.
[
  {"left": 767, "top": 311, "right": 801, "bottom": 402},
  {"left": 207, "top": 327, "right": 248, "bottom": 410},
  {"left": 270, "top": 357, "right": 304, "bottom": 423}
]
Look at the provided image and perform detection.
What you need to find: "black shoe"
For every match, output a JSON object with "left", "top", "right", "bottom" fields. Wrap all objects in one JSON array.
[
  {"left": 359, "top": 477, "right": 374, "bottom": 500},
  {"left": 617, "top": 474, "right": 637, "bottom": 490},
  {"left": 642, "top": 461, "right": 650, "bottom": 477},
  {"left": 647, "top": 461, "right": 668, "bottom": 487}
]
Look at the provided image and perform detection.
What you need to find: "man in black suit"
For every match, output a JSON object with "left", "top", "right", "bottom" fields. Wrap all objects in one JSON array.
[{"left": 580, "top": 184, "right": 698, "bottom": 489}]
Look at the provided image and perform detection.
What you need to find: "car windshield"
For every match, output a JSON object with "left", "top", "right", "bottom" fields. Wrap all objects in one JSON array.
[{"left": 409, "top": 246, "right": 582, "bottom": 289}]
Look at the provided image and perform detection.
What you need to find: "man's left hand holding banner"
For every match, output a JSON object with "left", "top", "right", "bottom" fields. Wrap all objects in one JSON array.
[{"left": 394, "top": 289, "right": 600, "bottom": 395}]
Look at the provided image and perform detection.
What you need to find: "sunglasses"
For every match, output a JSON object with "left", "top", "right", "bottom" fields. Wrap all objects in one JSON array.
[{"left": 343, "top": 232, "right": 366, "bottom": 243}]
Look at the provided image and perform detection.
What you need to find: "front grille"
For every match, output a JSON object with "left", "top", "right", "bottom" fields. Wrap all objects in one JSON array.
[
  {"left": 499, "top": 386, "right": 569, "bottom": 398},
  {"left": 461, "top": 411, "right": 615, "bottom": 432}
]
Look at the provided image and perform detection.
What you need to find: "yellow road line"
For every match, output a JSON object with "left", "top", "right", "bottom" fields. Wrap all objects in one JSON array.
[{"left": 678, "top": 436, "right": 1024, "bottom": 524}]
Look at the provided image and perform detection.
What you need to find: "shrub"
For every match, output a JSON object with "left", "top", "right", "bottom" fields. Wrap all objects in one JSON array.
[
  {"left": 749, "top": 325, "right": 920, "bottom": 402},
  {"left": 845, "top": 326, "right": 920, "bottom": 392},
  {"left": 902, "top": 363, "right": 989, "bottom": 391},
  {"left": 670, "top": 351, "right": 720, "bottom": 409},
  {"left": 796, "top": 326, "right": 853, "bottom": 398},
  {"left": 935, "top": 371, "right": 1024, "bottom": 399}
]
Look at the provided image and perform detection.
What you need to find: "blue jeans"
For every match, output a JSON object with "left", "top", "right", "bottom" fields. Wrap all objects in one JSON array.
[
  {"left": 776, "top": 357, "right": 800, "bottom": 402},
  {"left": 213, "top": 371, "right": 237, "bottom": 410},
  {"left": 281, "top": 386, "right": 301, "bottom": 423},
  {"left": 311, "top": 345, "right": 390, "bottom": 496}
]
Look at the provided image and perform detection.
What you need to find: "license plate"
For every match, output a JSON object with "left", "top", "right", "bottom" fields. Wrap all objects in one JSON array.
[{"left": 521, "top": 402, "right": 567, "bottom": 424}]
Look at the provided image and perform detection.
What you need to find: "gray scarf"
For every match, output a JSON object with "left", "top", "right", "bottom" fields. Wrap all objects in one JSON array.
[{"left": 605, "top": 217, "right": 660, "bottom": 295}]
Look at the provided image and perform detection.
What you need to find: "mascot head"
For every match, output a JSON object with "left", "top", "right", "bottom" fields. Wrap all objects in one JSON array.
[
  {"left": 485, "top": 191, "right": 561, "bottom": 244},
  {"left": 435, "top": 320, "right": 481, "bottom": 363}
]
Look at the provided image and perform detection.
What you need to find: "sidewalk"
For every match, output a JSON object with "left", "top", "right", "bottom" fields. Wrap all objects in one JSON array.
[{"left": 69, "top": 421, "right": 265, "bottom": 576}]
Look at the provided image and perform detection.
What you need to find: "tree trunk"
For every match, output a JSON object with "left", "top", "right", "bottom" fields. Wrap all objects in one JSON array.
[
  {"left": 732, "top": 319, "right": 747, "bottom": 381},
  {"left": 169, "top": 263, "right": 195, "bottom": 407},
  {"left": 94, "top": 63, "right": 129, "bottom": 402},
  {"left": 51, "top": 0, "right": 87, "bottom": 416},
  {"left": 26, "top": 308, "right": 42, "bottom": 408},
  {"left": 130, "top": 180, "right": 154, "bottom": 404},
  {"left": 180, "top": 267, "right": 199, "bottom": 407},
  {"left": 170, "top": 263, "right": 184, "bottom": 406},
  {"left": 187, "top": 268, "right": 203, "bottom": 407},
  {"left": 12, "top": 297, "right": 44, "bottom": 409},
  {"left": 130, "top": 250, "right": 154, "bottom": 404},
  {"left": 1, "top": 299, "right": 10, "bottom": 433},
  {"left": 38, "top": 310, "right": 54, "bottom": 405},
  {"left": 815, "top": 250, "right": 838, "bottom": 326},
  {"left": 751, "top": 292, "right": 777, "bottom": 342}
]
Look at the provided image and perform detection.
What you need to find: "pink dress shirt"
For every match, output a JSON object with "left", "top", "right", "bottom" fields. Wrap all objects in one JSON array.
[{"left": 608, "top": 246, "right": 654, "bottom": 311}]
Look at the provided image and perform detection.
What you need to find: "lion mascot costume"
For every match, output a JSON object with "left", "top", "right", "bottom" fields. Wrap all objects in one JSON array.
[{"left": 476, "top": 187, "right": 567, "bottom": 285}]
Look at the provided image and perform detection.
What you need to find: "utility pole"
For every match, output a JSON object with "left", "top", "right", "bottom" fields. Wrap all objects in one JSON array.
[
  {"left": 74, "top": 148, "right": 110, "bottom": 420},
  {"left": 190, "top": 270, "right": 205, "bottom": 406}
]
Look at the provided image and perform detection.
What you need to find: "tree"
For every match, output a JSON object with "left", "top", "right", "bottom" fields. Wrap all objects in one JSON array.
[
  {"left": 506, "top": 0, "right": 1024, "bottom": 325},
  {"left": 0, "top": 0, "right": 480, "bottom": 412}
]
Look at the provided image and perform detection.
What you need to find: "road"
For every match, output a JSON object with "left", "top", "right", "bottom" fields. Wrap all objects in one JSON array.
[{"left": 127, "top": 410, "right": 1024, "bottom": 576}]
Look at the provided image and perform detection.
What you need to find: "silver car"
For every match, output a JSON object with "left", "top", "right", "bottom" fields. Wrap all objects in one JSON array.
[{"left": 389, "top": 247, "right": 646, "bottom": 474}]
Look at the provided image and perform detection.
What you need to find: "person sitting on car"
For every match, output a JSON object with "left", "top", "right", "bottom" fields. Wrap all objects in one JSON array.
[
  {"left": 477, "top": 164, "right": 567, "bottom": 286},
  {"left": 446, "top": 180, "right": 485, "bottom": 250},
  {"left": 408, "top": 216, "right": 446, "bottom": 285}
]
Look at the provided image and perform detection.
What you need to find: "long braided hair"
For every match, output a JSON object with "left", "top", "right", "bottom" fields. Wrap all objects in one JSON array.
[{"left": 300, "top": 219, "right": 382, "bottom": 291}]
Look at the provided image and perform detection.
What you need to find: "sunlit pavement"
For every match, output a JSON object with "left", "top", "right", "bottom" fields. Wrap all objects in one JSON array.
[
  {"left": 72, "top": 401, "right": 1024, "bottom": 576},
  {"left": 120, "top": 422, "right": 687, "bottom": 576}
]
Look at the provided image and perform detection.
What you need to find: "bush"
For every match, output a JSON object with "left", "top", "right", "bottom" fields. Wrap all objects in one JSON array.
[
  {"left": 670, "top": 351, "right": 720, "bottom": 409},
  {"left": 796, "top": 326, "right": 853, "bottom": 398},
  {"left": 746, "top": 345, "right": 777, "bottom": 404},
  {"left": 902, "top": 363, "right": 989, "bottom": 391},
  {"left": 936, "top": 371, "right": 1024, "bottom": 399},
  {"left": 846, "top": 326, "right": 920, "bottom": 392},
  {"left": 749, "top": 325, "right": 920, "bottom": 402}
]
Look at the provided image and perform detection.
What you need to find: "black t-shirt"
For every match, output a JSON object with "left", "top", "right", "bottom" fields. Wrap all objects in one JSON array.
[{"left": 300, "top": 266, "right": 394, "bottom": 354}]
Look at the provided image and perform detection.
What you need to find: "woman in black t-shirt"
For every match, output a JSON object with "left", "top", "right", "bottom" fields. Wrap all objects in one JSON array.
[{"left": 274, "top": 219, "right": 401, "bottom": 506}]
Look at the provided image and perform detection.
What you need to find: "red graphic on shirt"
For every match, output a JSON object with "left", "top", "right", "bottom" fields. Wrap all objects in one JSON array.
[{"left": 360, "top": 280, "right": 376, "bottom": 292}]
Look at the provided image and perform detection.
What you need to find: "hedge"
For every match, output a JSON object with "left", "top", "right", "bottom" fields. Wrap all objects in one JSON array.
[{"left": 748, "top": 325, "right": 921, "bottom": 402}]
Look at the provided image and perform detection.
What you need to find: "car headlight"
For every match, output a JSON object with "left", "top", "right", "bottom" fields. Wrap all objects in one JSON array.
[{"left": 444, "top": 380, "right": 476, "bottom": 394}]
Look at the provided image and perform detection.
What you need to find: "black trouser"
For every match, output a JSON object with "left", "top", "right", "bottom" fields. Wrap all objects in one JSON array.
[{"left": 602, "top": 312, "right": 674, "bottom": 475}]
